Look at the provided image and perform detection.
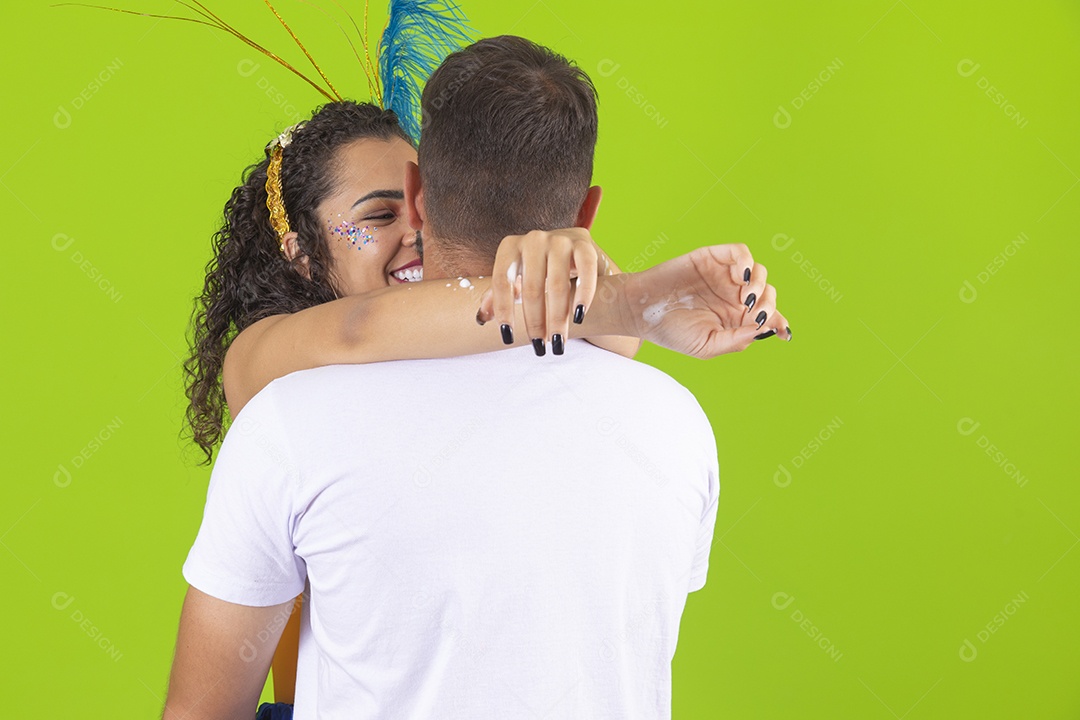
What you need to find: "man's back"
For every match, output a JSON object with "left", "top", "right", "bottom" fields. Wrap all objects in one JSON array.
[{"left": 183, "top": 338, "right": 720, "bottom": 719}]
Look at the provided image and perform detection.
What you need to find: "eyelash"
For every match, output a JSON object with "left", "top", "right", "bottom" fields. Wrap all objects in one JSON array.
[{"left": 366, "top": 213, "right": 395, "bottom": 221}]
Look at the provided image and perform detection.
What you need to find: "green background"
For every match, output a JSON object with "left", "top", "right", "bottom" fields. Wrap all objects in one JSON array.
[{"left": 3, "top": 1, "right": 1077, "bottom": 717}]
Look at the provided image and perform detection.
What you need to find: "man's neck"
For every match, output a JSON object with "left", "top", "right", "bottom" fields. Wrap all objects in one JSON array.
[{"left": 421, "top": 236, "right": 491, "bottom": 280}]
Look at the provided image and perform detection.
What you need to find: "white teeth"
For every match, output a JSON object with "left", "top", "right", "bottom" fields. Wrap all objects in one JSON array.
[{"left": 392, "top": 266, "right": 423, "bottom": 282}]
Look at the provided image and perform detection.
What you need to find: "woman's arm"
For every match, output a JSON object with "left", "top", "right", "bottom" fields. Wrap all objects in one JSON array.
[
  {"left": 581, "top": 245, "right": 643, "bottom": 359},
  {"left": 225, "top": 228, "right": 629, "bottom": 415},
  {"left": 223, "top": 273, "right": 633, "bottom": 415},
  {"left": 224, "top": 239, "right": 792, "bottom": 417}
]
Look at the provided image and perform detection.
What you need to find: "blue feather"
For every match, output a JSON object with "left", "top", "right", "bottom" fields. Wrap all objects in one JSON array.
[{"left": 378, "top": 0, "right": 476, "bottom": 144}]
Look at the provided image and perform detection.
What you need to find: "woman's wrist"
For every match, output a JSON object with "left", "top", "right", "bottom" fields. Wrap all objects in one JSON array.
[{"left": 568, "top": 273, "right": 638, "bottom": 339}]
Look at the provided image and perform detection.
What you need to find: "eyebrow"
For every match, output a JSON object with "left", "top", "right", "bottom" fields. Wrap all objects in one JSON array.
[{"left": 351, "top": 189, "right": 404, "bottom": 209}]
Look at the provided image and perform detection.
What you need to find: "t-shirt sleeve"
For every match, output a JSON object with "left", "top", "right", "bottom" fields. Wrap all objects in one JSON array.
[
  {"left": 687, "top": 463, "right": 719, "bottom": 593},
  {"left": 182, "top": 389, "right": 307, "bottom": 606}
]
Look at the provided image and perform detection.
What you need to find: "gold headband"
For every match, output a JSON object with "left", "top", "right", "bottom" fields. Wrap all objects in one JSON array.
[{"left": 265, "top": 122, "right": 306, "bottom": 255}]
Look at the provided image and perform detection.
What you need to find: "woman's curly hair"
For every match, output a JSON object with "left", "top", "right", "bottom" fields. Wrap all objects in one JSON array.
[{"left": 184, "top": 101, "right": 412, "bottom": 463}]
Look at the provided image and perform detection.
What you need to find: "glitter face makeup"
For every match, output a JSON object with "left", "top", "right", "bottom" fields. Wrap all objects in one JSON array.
[{"left": 328, "top": 216, "right": 377, "bottom": 250}]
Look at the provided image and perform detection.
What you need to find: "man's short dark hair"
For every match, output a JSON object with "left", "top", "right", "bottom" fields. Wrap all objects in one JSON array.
[{"left": 418, "top": 35, "right": 598, "bottom": 256}]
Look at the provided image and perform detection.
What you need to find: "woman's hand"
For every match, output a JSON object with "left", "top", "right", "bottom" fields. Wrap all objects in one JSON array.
[
  {"left": 620, "top": 243, "right": 793, "bottom": 358},
  {"left": 477, "top": 233, "right": 791, "bottom": 358},
  {"left": 477, "top": 228, "right": 601, "bottom": 353}
]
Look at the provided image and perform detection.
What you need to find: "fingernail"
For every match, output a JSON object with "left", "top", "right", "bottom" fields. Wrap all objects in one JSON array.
[
  {"left": 754, "top": 329, "right": 776, "bottom": 341},
  {"left": 743, "top": 267, "right": 751, "bottom": 284},
  {"left": 552, "top": 333, "right": 564, "bottom": 355},
  {"left": 573, "top": 304, "right": 585, "bottom": 324},
  {"left": 744, "top": 292, "right": 756, "bottom": 311},
  {"left": 476, "top": 309, "right": 486, "bottom": 326},
  {"left": 500, "top": 324, "right": 514, "bottom": 344},
  {"left": 532, "top": 338, "right": 546, "bottom": 356},
  {"left": 785, "top": 325, "right": 792, "bottom": 341},
  {"left": 755, "top": 310, "right": 767, "bottom": 329}
]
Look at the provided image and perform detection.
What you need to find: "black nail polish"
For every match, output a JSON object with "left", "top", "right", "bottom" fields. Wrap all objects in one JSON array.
[
  {"left": 754, "top": 329, "right": 776, "bottom": 341},
  {"left": 532, "top": 338, "right": 546, "bottom": 356},
  {"left": 743, "top": 267, "right": 751, "bottom": 284},
  {"left": 573, "top": 304, "right": 585, "bottom": 324},
  {"left": 744, "top": 292, "right": 756, "bottom": 311},
  {"left": 755, "top": 310, "right": 767, "bottom": 329},
  {"left": 552, "top": 334, "right": 564, "bottom": 355},
  {"left": 476, "top": 309, "right": 486, "bottom": 326},
  {"left": 500, "top": 324, "right": 514, "bottom": 344},
  {"left": 785, "top": 325, "right": 792, "bottom": 341}
]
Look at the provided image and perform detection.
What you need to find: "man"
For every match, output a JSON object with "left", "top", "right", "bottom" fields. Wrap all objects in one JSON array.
[{"left": 165, "top": 35, "right": 787, "bottom": 719}]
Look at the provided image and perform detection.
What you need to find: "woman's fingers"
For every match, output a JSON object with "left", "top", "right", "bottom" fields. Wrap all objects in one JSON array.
[
  {"left": 749, "top": 281, "right": 776, "bottom": 330},
  {"left": 702, "top": 243, "right": 755, "bottom": 287},
  {"left": 700, "top": 282, "right": 791, "bottom": 356},
  {"left": 489, "top": 236, "right": 523, "bottom": 343},
  {"left": 477, "top": 286, "right": 494, "bottom": 325},
  {"left": 703, "top": 315, "right": 790, "bottom": 357},
  {"left": 764, "top": 307, "right": 793, "bottom": 341},
  {"left": 571, "top": 240, "right": 598, "bottom": 327},
  {"left": 545, "top": 235, "right": 575, "bottom": 355},
  {"left": 520, "top": 239, "right": 550, "bottom": 354},
  {"left": 748, "top": 284, "right": 792, "bottom": 342},
  {"left": 743, "top": 262, "right": 768, "bottom": 317},
  {"left": 480, "top": 228, "right": 609, "bottom": 354}
]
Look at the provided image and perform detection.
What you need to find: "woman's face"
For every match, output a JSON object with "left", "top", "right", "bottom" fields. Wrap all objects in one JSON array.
[{"left": 315, "top": 136, "right": 422, "bottom": 296}]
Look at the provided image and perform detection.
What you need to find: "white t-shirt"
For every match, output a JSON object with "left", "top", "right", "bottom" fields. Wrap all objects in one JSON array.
[{"left": 183, "top": 338, "right": 720, "bottom": 719}]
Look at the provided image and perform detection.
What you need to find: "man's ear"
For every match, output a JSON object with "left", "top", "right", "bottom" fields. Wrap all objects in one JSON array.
[
  {"left": 281, "top": 231, "right": 311, "bottom": 279},
  {"left": 404, "top": 161, "right": 425, "bottom": 232},
  {"left": 575, "top": 185, "right": 603, "bottom": 229}
]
